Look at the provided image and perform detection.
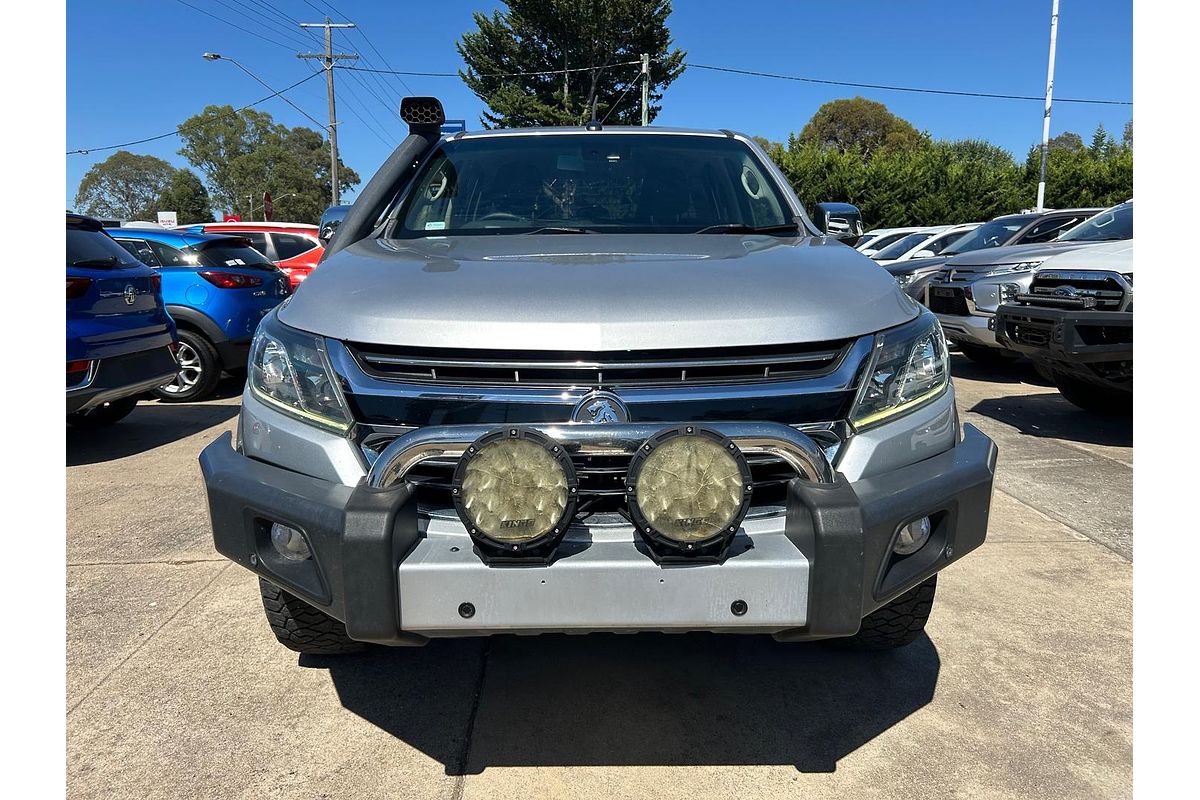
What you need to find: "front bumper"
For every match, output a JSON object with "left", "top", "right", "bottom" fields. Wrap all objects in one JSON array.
[
  {"left": 933, "top": 311, "right": 997, "bottom": 348},
  {"left": 200, "top": 421, "right": 997, "bottom": 644},
  {"left": 66, "top": 345, "right": 179, "bottom": 414},
  {"left": 995, "top": 303, "right": 1132, "bottom": 388}
]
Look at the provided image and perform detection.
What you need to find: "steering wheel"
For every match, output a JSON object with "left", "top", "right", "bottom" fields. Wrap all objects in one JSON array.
[{"left": 477, "top": 212, "right": 525, "bottom": 222}]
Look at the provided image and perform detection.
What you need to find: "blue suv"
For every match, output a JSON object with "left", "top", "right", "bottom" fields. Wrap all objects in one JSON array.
[
  {"left": 67, "top": 214, "right": 178, "bottom": 427},
  {"left": 107, "top": 227, "right": 291, "bottom": 401}
]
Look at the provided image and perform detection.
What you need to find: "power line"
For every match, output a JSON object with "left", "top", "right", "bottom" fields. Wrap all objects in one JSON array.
[
  {"left": 343, "top": 61, "right": 644, "bottom": 78},
  {"left": 684, "top": 62, "right": 1133, "bottom": 106},
  {"left": 339, "top": 59, "right": 1131, "bottom": 106},
  {"left": 170, "top": 0, "right": 295, "bottom": 52},
  {"left": 66, "top": 72, "right": 322, "bottom": 155}
]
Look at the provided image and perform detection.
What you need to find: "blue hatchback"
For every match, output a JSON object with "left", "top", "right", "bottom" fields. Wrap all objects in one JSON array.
[
  {"left": 107, "top": 227, "right": 291, "bottom": 401},
  {"left": 67, "top": 214, "right": 178, "bottom": 427}
]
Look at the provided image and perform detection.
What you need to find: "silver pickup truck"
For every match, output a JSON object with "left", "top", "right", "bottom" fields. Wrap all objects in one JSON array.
[{"left": 199, "top": 98, "right": 996, "bottom": 655}]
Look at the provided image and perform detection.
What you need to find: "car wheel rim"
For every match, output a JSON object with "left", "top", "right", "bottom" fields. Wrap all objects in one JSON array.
[{"left": 163, "top": 342, "right": 202, "bottom": 394}]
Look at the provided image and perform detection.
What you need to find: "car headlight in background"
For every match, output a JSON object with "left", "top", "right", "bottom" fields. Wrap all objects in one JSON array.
[
  {"left": 999, "top": 282, "right": 1023, "bottom": 304},
  {"left": 987, "top": 260, "right": 1044, "bottom": 277},
  {"left": 452, "top": 427, "right": 578, "bottom": 557},
  {"left": 248, "top": 312, "right": 352, "bottom": 433},
  {"left": 626, "top": 426, "right": 753, "bottom": 558},
  {"left": 894, "top": 273, "right": 916, "bottom": 289},
  {"left": 850, "top": 311, "right": 949, "bottom": 431}
]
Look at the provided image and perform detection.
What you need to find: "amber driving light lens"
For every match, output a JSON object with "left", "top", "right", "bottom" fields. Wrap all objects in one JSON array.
[
  {"left": 452, "top": 428, "right": 578, "bottom": 555},
  {"left": 626, "top": 426, "right": 753, "bottom": 556}
]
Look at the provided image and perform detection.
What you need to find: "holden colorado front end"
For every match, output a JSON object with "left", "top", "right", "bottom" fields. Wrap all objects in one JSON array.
[{"left": 200, "top": 98, "right": 997, "bottom": 655}]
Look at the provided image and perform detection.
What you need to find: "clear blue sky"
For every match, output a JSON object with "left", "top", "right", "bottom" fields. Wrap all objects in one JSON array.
[{"left": 66, "top": 0, "right": 1133, "bottom": 214}]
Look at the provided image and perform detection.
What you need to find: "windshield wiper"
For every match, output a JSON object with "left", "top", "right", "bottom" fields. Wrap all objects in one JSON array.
[
  {"left": 694, "top": 222, "right": 800, "bottom": 235},
  {"left": 70, "top": 256, "right": 119, "bottom": 268},
  {"left": 524, "top": 226, "right": 593, "bottom": 235}
]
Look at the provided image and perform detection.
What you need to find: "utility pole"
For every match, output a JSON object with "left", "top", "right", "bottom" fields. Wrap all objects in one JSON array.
[
  {"left": 640, "top": 53, "right": 650, "bottom": 126},
  {"left": 1036, "top": 0, "right": 1060, "bottom": 211},
  {"left": 298, "top": 18, "right": 358, "bottom": 206}
]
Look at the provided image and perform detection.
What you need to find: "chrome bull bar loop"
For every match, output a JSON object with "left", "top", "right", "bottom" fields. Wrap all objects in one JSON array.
[{"left": 366, "top": 421, "right": 835, "bottom": 489}]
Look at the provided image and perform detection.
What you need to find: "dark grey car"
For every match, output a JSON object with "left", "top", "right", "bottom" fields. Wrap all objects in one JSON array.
[{"left": 199, "top": 98, "right": 997, "bottom": 656}]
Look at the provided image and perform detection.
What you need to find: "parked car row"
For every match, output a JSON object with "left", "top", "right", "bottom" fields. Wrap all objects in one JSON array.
[
  {"left": 65, "top": 213, "right": 297, "bottom": 426},
  {"left": 879, "top": 200, "right": 1134, "bottom": 411}
]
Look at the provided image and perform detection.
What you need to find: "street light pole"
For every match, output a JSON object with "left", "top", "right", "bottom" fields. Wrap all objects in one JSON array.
[
  {"left": 298, "top": 18, "right": 358, "bottom": 206},
  {"left": 1035, "top": 0, "right": 1060, "bottom": 212}
]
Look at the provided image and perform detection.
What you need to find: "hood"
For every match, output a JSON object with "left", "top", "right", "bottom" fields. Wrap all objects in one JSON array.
[
  {"left": 1034, "top": 239, "right": 1134, "bottom": 273},
  {"left": 279, "top": 234, "right": 919, "bottom": 351},
  {"left": 885, "top": 255, "right": 950, "bottom": 276},
  {"left": 941, "top": 240, "right": 1098, "bottom": 271}
]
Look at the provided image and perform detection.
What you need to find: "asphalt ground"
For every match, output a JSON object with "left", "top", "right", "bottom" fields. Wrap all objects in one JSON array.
[{"left": 66, "top": 355, "right": 1132, "bottom": 799}]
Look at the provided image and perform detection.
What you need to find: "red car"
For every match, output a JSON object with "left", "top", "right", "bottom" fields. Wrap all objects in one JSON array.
[{"left": 179, "top": 222, "right": 323, "bottom": 289}]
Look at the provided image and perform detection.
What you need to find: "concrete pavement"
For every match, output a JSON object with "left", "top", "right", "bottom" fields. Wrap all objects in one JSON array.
[{"left": 66, "top": 358, "right": 1132, "bottom": 799}]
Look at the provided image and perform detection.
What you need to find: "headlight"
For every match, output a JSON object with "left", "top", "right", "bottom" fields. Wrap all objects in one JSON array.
[
  {"left": 850, "top": 311, "right": 949, "bottom": 431},
  {"left": 1000, "top": 282, "right": 1022, "bottom": 304},
  {"left": 248, "top": 313, "right": 352, "bottom": 433},
  {"left": 988, "top": 260, "right": 1044, "bottom": 276},
  {"left": 895, "top": 273, "right": 916, "bottom": 289},
  {"left": 626, "top": 426, "right": 753, "bottom": 559},
  {"left": 452, "top": 427, "right": 578, "bottom": 558}
]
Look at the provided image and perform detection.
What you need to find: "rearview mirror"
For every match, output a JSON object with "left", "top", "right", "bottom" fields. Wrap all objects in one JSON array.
[
  {"left": 813, "top": 202, "right": 864, "bottom": 247},
  {"left": 913, "top": 249, "right": 935, "bottom": 258}
]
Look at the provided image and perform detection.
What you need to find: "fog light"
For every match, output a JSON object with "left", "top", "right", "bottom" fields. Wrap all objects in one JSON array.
[
  {"left": 452, "top": 427, "right": 578, "bottom": 557},
  {"left": 894, "top": 516, "right": 931, "bottom": 556},
  {"left": 626, "top": 426, "right": 753, "bottom": 557},
  {"left": 270, "top": 523, "right": 311, "bottom": 561}
]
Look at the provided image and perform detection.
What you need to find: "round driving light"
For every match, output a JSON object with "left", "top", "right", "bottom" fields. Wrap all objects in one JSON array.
[
  {"left": 270, "top": 522, "right": 311, "bottom": 561},
  {"left": 452, "top": 428, "right": 578, "bottom": 557},
  {"left": 626, "top": 426, "right": 753, "bottom": 557},
  {"left": 893, "top": 516, "right": 932, "bottom": 556}
]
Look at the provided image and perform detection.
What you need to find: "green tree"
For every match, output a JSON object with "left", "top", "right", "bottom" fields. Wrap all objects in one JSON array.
[
  {"left": 154, "top": 169, "right": 213, "bottom": 224},
  {"left": 176, "top": 106, "right": 358, "bottom": 223},
  {"left": 1048, "top": 131, "right": 1085, "bottom": 152},
  {"left": 73, "top": 151, "right": 176, "bottom": 220},
  {"left": 797, "top": 97, "right": 923, "bottom": 159},
  {"left": 457, "top": 0, "right": 686, "bottom": 127}
]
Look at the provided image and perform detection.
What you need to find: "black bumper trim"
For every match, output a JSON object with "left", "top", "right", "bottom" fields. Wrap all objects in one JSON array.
[
  {"left": 996, "top": 303, "right": 1133, "bottom": 364},
  {"left": 66, "top": 345, "right": 178, "bottom": 414}
]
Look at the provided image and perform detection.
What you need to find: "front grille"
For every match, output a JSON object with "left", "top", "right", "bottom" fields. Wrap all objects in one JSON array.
[
  {"left": 1028, "top": 273, "right": 1126, "bottom": 310},
  {"left": 402, "top": 450, "right": 800, "bottom": 513},
  {"left": 928, "top": 287, "right": 970, "bottom": 316},
  {"left": 345, "top": 340, "right": 852, "bottom": 389}
]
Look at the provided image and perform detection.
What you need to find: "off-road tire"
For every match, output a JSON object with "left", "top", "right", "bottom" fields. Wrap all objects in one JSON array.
[
  {"left": 153, "top": 329, "right": 221, "bottom": 402},
  {"left": 957, "top": 342, "right": 1021, "bottom": 366},
  {"left": 66, "top": 396, "right": 139, "bottom": 428},
  {"left": 259, "top": 578, "right": 365, "bottom": 655},
  {"left": 1053, "top": 372, "right": 1132, "bottom": 414},
  {"left": 846, "top": 575, "right": 937, "bottom": 650}
]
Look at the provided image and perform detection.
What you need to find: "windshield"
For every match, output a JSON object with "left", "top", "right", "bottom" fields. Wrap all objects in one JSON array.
[
  {"left": 943, "top": 216, "right": 1036, "bottom": 255},
  {"left": 67, "top": 228, "right": 141, "bottom": 267},
  {"left": 193, "top": 241, "right": 277, "bottom": 270},
  {"left": 872, "top": 231, "right": 934, "bottom": 260},
  {"left": 391, "top": 134, "right": 793, "bottom": 237},
  {"left": 1057, "top": 202, "right": 1133, "bottom": 242}
]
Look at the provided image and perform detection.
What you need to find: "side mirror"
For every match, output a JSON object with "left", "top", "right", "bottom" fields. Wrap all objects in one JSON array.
[
  {"left": 913, "top": 249, "right": 935, "bottom": 258},
  {"left": 317, "top": 204, "right": 351, "bottom": 246},
  {"left": 813, "top": 202, "right": 864, "bottom": 247}
]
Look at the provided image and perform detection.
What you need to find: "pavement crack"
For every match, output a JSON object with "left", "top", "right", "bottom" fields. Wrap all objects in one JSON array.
[
  {"left": 450, "top": 639, "right": 493, "bottom": 790},
  {"left": 993, "top": 486, "right": 1131, "bottom": 563},
  {"left": 67, "top": 558, "right": 226, "bottom": 567},
  {"left": 67, "top": 562, "right": 233, "bottom": 716}
]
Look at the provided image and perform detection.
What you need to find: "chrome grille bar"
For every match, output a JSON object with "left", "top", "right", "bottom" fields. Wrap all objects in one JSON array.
[{"left": 367, "top": 421, "right": 834, "bottom": 489}]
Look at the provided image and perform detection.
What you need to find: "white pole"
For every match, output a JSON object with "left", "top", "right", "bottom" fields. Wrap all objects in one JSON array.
[{"left": 1036, "top": 0, "right": 1060, "bottom": 211}]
